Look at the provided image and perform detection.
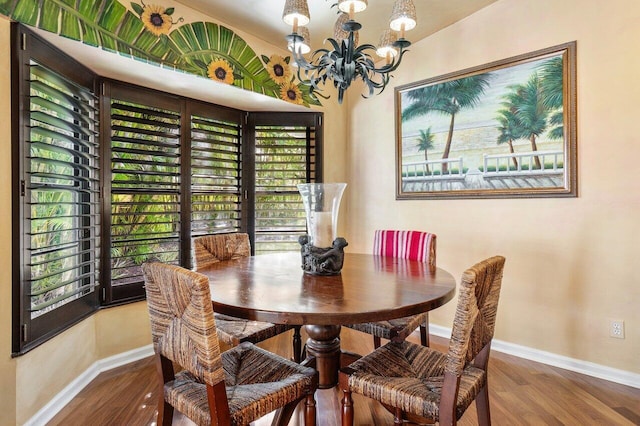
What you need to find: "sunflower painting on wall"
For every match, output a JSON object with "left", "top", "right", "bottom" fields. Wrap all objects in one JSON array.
[
  {"left": 207, "top": 59, "right": 237, "bottom": 85},
  {"left": 264, "top": 54, "right": 292, "bottom": 85},
  {"left": 262, "top": 54, "right": 304, "bottom": 105},
  {"left": 132, "top": 2, "right": 182, "bottom": 36},
  {"left": 279, "top": 81, "right": 304, "bottom": 105},
  {"left": 0, "top": 0, "right": 321, "bottom": 107}
]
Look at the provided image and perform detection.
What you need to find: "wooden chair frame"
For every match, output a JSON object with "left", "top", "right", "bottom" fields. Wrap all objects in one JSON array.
[
  {"left": 143, "top": 262, "right": 318, "bottom": 426},
  {"left": 340, "top": 256, "right": 505, "bottom": 426}
]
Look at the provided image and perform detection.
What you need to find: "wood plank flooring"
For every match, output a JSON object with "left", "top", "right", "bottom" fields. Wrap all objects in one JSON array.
[{"left": 47, "top": 328, "right": 640, "bottom": 425}]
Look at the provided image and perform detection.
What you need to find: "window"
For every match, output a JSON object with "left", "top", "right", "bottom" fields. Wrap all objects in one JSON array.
[
  {"left": 249, "top": 113, "right": 321, "bottom": 253},
  {"left": 101, "top": 83, "right": 321, "bottom": 303},
  {"left": 189, "top": 104, "right": 243, "bottom": 239},
  {"left": 101, "top": 85, "right": 183, "bottom": 303},
  {"left": 12, "top": 24, "right": 323, "bottom": 350},
  {"left": 12, "top": 25, "right": 100, "bottom": 353}
]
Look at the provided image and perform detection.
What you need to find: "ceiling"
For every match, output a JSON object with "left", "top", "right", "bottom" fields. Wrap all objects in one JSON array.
[
  {"left": 176, "top": 0, "right": 498, "bottom": 55},
  {"left": 37, "top": 0, "right": 498, "bottom": 111}
]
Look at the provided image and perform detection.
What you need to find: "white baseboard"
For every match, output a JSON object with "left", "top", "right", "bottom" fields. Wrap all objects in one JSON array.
[
  {"left": 430, "top": 324, "right": 640, "bottom": 389},
  {"left": 23, "top": 344, "right": 154, "bottom": 426},
  {"left": 24, "top": 328, "right": 640, "bottom": 425}
]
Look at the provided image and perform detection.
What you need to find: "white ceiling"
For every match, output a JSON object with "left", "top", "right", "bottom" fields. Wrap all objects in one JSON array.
[
  {"left": 177, "top": 0, "right": 498, "bottom": 55},
  {"left": 37, "top": 0, "right": 498, "bottom": 111}
]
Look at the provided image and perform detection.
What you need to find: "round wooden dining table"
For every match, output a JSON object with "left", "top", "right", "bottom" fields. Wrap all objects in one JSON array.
[{"left": 196, "top": 252, "right": 456, "bottom": 388}]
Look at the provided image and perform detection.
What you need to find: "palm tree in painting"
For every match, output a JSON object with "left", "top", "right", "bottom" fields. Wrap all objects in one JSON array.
[
  {"left": 402, "top": 74, "right": 490, "bottom": 173},
  {"left": 495, "top": 109, "right": 521, "bottom": 169},
  {"left": 416, "top": 128, "right": 435, "bottom": 175},
  {"left": 538, "top": 56, "right": 564, "bottom": 139},
  {"left": 502, "top": 74, "right": 548, "bottom": 169}
]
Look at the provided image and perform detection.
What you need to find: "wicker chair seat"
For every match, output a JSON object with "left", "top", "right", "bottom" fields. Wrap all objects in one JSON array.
[
  {"left": 143, "top": 262, "right": 317, "bottom": 425},
  {"left": 340, "top": 256, "right": 506, "bottom": 425},
  {"left": 165, "top": 342, "right": 317, "bottom": 426},
  {"left": 345, "top": 340, "right": 486, "bottom": 421},
  {"left": 214, "top": 313, "right": 293, "bottom": 347},
  {"left": 346, "top": 313, "right": 426, "bottom": 342}
]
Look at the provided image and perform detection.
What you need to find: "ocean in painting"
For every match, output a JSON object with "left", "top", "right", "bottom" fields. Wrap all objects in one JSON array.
[{"left": 399, "top": 54, "right": 565, "bottom": 172}]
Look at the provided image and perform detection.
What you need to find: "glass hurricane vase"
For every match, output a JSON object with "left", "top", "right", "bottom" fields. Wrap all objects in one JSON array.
[{"left": 297, "top": 183, "right": 348, "bottom": 275}]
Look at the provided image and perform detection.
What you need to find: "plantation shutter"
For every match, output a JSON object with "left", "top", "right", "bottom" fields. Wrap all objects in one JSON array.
[
  {"left": 189, "top": 105, "right": 243, "bottom": 239},
  {"left": 13, "top": 26, "right": 326, "bottom": 352},
  {"left": 103, "top": 84, "right": 182, "bottom": 303},
  {"left": 14, "top": 26, "right": 100, "bottom": 353},
  {"left": 248, "top": 113, "right": 322, "bottom": 253}
]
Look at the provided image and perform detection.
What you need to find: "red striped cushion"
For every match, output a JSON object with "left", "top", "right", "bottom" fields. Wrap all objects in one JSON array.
[{"left": 373, "top": 230, "right": 436, "bottom": 263}]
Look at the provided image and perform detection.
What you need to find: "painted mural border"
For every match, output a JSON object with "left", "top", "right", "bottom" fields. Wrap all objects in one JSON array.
[{"left": 0, "top": 0, "right": 321, "bottom": 107}]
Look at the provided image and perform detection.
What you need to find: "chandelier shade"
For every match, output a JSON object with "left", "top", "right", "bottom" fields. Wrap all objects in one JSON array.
[
  {"left": 338, "top": 0, "right": 368, "bottom": 15},
  {"left": 288, "top": 26, "right": 311, "bottom": 54},
  {"left": 283, "top": 0, "right": 417, "bottom": 104},
  {"left": 333, "top": 12, "right": 359, "bottom": 45},
  {"left": 389, "top": 0, "right": 417, "bottom": 33},
  {"left": 282, "top": 0, "right": 310, "bottom": 32},
  {"left": 376, "top": 29, "right": 399, "bottom": 61}
]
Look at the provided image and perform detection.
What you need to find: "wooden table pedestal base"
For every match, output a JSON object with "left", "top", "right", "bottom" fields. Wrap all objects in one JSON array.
[{"left": 304, "top": 324, "right": 341, "bottom": 389}]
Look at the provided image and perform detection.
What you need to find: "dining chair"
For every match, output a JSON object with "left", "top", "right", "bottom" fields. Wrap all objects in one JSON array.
[
  {"left": 339, "top": 255, "right": 506, "bottom": 426},
  {"left": 193, "top": 233, "right": 303, "bottom": 362},
  {"left": 142, "top": 262, "right": 318, "bottom": 426},
  {"left": 346, "top": 229, "right": 437, "bottom": 348}
]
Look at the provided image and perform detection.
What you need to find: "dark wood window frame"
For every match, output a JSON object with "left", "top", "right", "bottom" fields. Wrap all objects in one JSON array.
[
  {"left": 248, "top": 113, "right": 323, "bottom": 253},
  {"left": 12, "top": 24, "right": 323, "bottom": 353},
  {"left": 11, "top": 24, "right": 100, "bottom": 354}
]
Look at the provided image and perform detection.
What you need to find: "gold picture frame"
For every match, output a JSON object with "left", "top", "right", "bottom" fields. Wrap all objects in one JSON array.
[{"left": 395, "top": 42, "right": 577, "bottom": 199}]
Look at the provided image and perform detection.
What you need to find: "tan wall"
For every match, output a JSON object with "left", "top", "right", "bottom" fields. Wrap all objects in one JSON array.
[
  {"left": 12, "top": 304, "right": 154, "bottom": 425},
  {"left": 314, "top": 96, "right": 350, "bottom": 234},
  {"left": 94, "top": 302, "right": 152, "bottom": 358},
  {"left": 0, "top": 16, "right": 18, "bottom": 426},
  {"left": 343, "top": 0, "right": 639, "bottom": 373},
  {"left": 15, "top": 318, "right": 97, "bottom": 425}
]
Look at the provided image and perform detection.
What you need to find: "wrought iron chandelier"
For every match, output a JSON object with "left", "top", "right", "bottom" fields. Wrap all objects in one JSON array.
[{"left": 282, "top": 0, "right": 417, "bottom": 104}]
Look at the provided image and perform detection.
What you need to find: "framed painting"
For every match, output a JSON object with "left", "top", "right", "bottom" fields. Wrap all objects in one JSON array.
[{"left": 395, "top": 41, "right": 577, "bottom": 199}]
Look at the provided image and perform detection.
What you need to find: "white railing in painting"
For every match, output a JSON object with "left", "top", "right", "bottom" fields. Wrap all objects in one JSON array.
[
  {"left": 483, "top": 150, "right": 564, "bottom": 177},
  {"left": 402, "top": 157, "right": 465, "bottom": 180}
]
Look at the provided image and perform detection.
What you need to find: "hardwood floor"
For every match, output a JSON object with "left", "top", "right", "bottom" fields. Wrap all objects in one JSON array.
[{"left": 48, "top": 328, "right": 640, "bottom": 425}]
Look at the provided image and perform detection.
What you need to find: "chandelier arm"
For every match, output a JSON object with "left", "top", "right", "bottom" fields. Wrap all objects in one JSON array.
[
  {"left": 371, "top": 47, "right": 408, "bottom": 74},
  {"left": 355, "top": 55, "right": 393, "bottom": 99},
  {"left": 359, "top": 66, "right": 385, "bottom": 91},
  {"left": 363, "top": 78, "right": 376, "bottom": 98},
  {"left": 284, "top": 9, "right": 413, "bottom": 104},
  {"left": 351, "top": 43, "right": 408, "bottom": 77},
  {"left": 353, "top": 42, "right": 378, "bottom": 52},
  {"left": 293, "top": 60, "right": 328, "bottom": 99}
]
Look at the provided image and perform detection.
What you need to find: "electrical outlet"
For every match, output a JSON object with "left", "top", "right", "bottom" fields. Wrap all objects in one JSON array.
[{"left": 610, "top": 320, "right": 625, "bottom": 339}]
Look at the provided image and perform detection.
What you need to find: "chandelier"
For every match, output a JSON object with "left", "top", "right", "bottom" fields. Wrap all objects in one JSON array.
[{"left": 282, "top": 0, "right": 417, "bottom": 104}]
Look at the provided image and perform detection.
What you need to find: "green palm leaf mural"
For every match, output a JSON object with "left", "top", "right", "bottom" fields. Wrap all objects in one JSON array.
[
  {"left": 170, "top": 21, "right": 278, "bottom": 95},
  {"left": 0, "top": 0, "right": 321, "bottom": 106},
  {"left": 1, "top": 0, "right": 195, "bottom": 71}
]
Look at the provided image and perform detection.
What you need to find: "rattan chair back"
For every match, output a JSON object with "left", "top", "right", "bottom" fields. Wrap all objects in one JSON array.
[
  {"left": 142, "top": 262, "right": 224, "bottom": 387},
  {"left": 193, "top": 233, "right": 251, "bottom": 269},
  {"left": 445, "top": 256, "right": 506, "bottom": 377}
]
